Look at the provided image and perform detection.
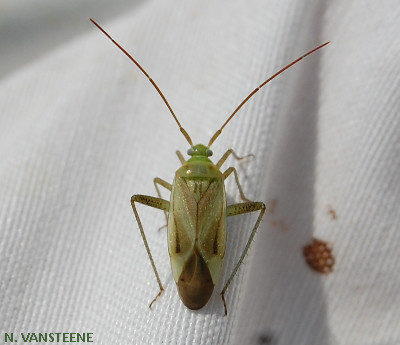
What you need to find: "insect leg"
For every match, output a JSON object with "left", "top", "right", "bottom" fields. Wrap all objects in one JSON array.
[
  {"left": 223, "top": 167, "right": 251, "bottom": 202},
  {"left": 131, "top": 194, "right": 170, "bottom": 308},
  {"left": 216, "top": 149, "right": 254, "bottom": 169},
  {"left": 221, "top": 201, "right": 266, "bottom": 315},
  {"left": 176, "top": 150, "right": 186, "bottom": 164},
  {"left": 153, "top": 178, "right": 172, "bottom": 229}
]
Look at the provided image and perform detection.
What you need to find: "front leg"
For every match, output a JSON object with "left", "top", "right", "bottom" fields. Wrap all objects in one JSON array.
[
  {"left": 216, "top": 148, "right": 254, "bottom": 169},
  {"left": 176, "top": 150, "right": 186, "bottom": 164}
]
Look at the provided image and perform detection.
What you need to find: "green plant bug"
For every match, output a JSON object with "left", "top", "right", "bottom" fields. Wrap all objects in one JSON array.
[{"left": 90, "top": 18, "right": 329, "bottom": 315}]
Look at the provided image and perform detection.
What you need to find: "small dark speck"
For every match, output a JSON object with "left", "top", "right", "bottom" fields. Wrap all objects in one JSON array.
[{"left": 257, "top": 332, "right": 275, "bottom": 345}]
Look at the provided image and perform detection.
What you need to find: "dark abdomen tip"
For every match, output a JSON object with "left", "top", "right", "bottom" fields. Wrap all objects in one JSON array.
[{"left": 177, "top": 250, "right": 214, "bottom": 310}]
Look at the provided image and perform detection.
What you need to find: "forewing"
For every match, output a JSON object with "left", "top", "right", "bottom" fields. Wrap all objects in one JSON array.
[{"left": 197, "top": 178, "right": 226, "bottom": 260}]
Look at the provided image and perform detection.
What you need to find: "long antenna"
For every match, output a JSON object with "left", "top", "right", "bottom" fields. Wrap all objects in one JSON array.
[
  {"left": 89, "top": 18, "right": 193, "bottom": 146},
  {"left": 208, "top": 41, "right": 330, "bottom": 147}
]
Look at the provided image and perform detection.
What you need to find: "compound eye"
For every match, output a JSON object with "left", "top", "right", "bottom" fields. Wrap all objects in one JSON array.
[
  {"left": 206, "top": 149, "right": 213, "bottom": 157},
  {"left": 187, "top": 148, "right": 194, "bottom": 156}
]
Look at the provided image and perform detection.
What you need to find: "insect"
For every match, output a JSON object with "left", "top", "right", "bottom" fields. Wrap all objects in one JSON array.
[{"left": 90, "top": 18, "right": 329, "bottom": 315}]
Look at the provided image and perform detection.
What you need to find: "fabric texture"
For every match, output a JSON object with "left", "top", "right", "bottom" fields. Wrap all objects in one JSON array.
[{"left": 1, "top": 1, "right": 399, "bottom": 344}]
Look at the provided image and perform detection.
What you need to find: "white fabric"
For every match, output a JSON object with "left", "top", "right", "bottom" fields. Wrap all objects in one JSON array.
[{"left": 1, "top": 1, "right": 399, "bottom": 344}]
